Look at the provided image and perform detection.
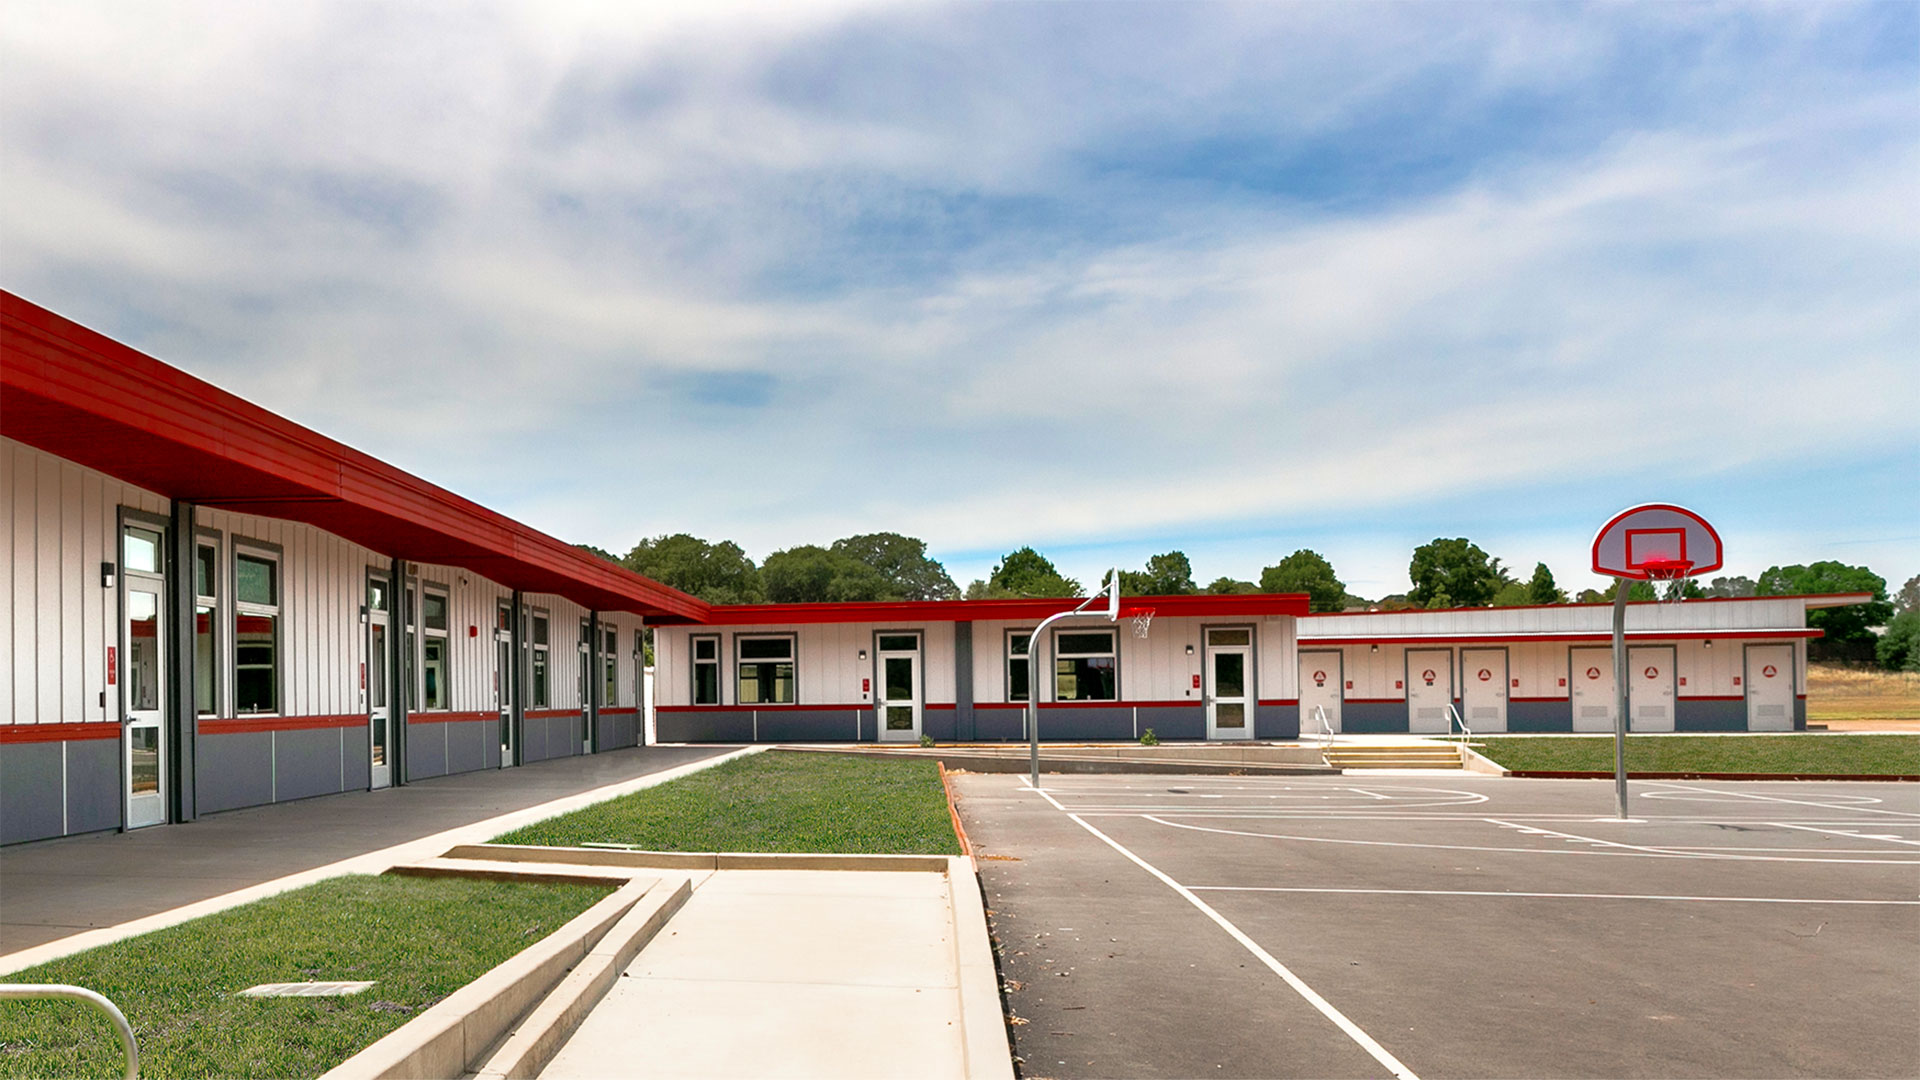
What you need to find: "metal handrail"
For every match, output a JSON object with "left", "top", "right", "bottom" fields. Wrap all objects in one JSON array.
[
  {"left": 0, "top": 983, "right": 138, "bottom": 1079},
  {"left": 1312, "top": 705, "right": 1335, "bottom": 751},
  {"left": 1445, "top": 703, "right": 1473, "bottom": 751}
]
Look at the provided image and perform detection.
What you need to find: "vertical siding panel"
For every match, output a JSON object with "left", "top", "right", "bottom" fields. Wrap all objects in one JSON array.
[
  {"left": 59, "top": 463, "right": 84, "bottom": 724},
  {"left": 81, "top": 473, "right": 103, "bottom": 720},
  {"left": 0, "top": 440, "right": 15, "bottom": 726},
  {"left": 35, "top": 453, "right": 61, "bottom": 724}
]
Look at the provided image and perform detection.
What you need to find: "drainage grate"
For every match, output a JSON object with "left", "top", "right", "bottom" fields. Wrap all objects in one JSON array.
[{"left": 238, "top": 981, "right": 377, "bottom": 998}]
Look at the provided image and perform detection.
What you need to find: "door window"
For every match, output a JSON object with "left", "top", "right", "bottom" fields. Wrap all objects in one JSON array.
[{"left": 127, "top": 590, "right": 161, "bottom": 713}]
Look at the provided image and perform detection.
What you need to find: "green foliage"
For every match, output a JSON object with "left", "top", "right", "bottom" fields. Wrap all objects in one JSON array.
[
  {"left": 761, "top": 545, "right": 890, "bottom": 603},
  {"left": 1601, "top": 578, "right": 1705, "bottom": 602},
  {"left": 573, "top": 543, "right": 620, "bottom": 564},
  {"left": 495, "top": 751, "right": 962, "bottom": 855},
  {"left": 919, "top": 733, "right": 935, "bottom": 747},
  {"left": 1120, "top": 551, "right": 1197, "bottom": 596},
  {"left": 0, "top": 875, "right": 607, "bottom": 1079},
  {"left": 1205, "top": 576, "right": 1260, "bottom": 595},
  {"left": 1259, "top": 549, "right": 1346, "bottom": 613},
  {"left": 969, "top": 547, "right": 1082, "bottom": 599},
  {"left": 1375, "top": 593, "right": 1418, "bottom": 611},
  {"left": 1526, "top": 562, "right": 1567, "bottom": 605},
  {"left": 1139, "top": 728, "right": 1159, "bottom": 746},
  {"left": 1878, "top": 609, "right": 1920, "bottom": 672},
  {"left": 1407, "top": 538, "right": 1500, "bottom": 608},
  {"left": 1706, "top": 575, "right": 1757, "bottom": 598},
  {"left": 1475, "top": 735, "right": 1920, "bottom": 776},
  {"left": 1894, "top": 574, "right": 1920, "bottom": 615},
  {"left": 1756, "top": 561, "right": 1893, "bottom": 645},
  {"left": 1574, "top": 588, "right": 1607, "bottom": 604},
  {"left": 622, "top": 534, "right": 764, "bottom": 604},
  {"left": 1490, "top": 580, "right": 1531, "bottom": 607},
  {"left": 830, "top": 533, "right": 960, "bottom": 600}
]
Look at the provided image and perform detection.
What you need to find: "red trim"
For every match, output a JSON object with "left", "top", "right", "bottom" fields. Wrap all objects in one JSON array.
[
  {"left": 1256, "top": 699, "right": 1300, "bottom": 707},
  {"left": 1509, "top": 696, "right": 1566, "bottom": 703},
  {"left": 1591, "top": 503, "right": 1724, "bottom": 580},
  {"left": 925, "top": 703, "right": 956, "bottom": 711},
  {"left": 1681, "top": 695, "right": 1746, "bottom": 702},
  {"left": 1305, "top": 593, "right": 1870, "bottom": 618},
  {"left": 1298, "top": 630, "right": 1821, "bottom": 646},
  {"left": 695, "top": 592, "right": 1309, "bottom": 626},
  {"left": 0, "top": 291, "right": 706, "bottom": 622},
  {"left": 406, "top": 710, "right": 494, "bottom": 725},
  {"left": 1343, "top": 697, "right": 1406, "bottom": 705},
  {"left": 0, "top": 722, "right": 122, "bottom": 744},
  {"left": 201, "top": 713, "right": 365, "bottom": 734},
  {"left": 522, "top": 708, "right": 582, "bottom": 720},
  {"left": 598, "top": 707, "right": 639, "bottom": 716}
]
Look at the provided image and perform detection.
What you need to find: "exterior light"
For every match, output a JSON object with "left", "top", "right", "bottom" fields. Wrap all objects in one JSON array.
[
  {"left": 101, "top": 562, "right": 115, "bottom": 590},
  {"left": 858, "top": 649, "right": 867, "bottom": 661},
  {"left": 1370, "top": 644, "right": 1379, "bottom": 653},
  {"left": 1185, "top": 644, "right": 1194, "bottom": 655}
]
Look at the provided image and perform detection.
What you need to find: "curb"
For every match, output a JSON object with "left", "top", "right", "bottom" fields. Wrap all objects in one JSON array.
[
  {"left": 319, "top": 876, "right": 652, "bottom": 1080},
  {"left": 443, "top": 843, "right": 956, "bottom": 873},
  {"left": 939, "top": 763, "right": 975, "bottom": 859},
  {"left": 947, "top": 855, "right": 1015, "bottom": 1080},
  {"left": 1460, "top": 745, "right": 1511, "bottom": 776},
  {"left": 1506, "top": 769, "right": 1920, "bottom": 782}
]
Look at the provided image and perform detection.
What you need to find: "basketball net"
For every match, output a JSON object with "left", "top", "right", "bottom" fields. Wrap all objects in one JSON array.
[
  {"left": 1128, "top": 608, "right": 1155, "bottom": 638},
  {"left": 1643, "top": 559, "right": 1694, "bottom": 606}
]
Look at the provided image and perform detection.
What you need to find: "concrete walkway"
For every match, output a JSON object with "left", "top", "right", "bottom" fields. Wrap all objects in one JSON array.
[
  {"left": 542, "top": 868, "right": 979, "bottom": 1080},
  {"left": 0, "top": 745, "right": 735, "bottom": 958}
]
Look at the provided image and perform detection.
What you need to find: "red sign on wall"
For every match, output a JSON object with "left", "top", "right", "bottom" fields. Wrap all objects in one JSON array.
[
  {"left": 1586, "top": 667, "right": 1601, "bottom": 680},
  {"left": 1477, "top": 669, "right": 1491, "bottom": 682},
  {"left": 107, "top": 646, "right": 117, "bottom": 685},
  {"left": 1762, "top": 664, "right": 1778, "bottom": 678}
]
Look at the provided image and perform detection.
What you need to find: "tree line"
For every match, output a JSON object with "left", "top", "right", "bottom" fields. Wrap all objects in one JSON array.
[{"left": 579, "top": 533, "right": 1915, "bottom": 671}]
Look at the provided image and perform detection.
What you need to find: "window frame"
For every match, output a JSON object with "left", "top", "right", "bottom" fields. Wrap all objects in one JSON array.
[
  {"left": 690, "top": 633, "right": 721, "bottom": 706},
  {"left": 735, "top": 633, "right": 797, "bottom": 706},
  {"left": 231, "top": 538, "right": 284, "bottom": 716},
  {"left": 603, "top": 627, "right": 619, "bottom": 707},
  {"left": 418, "top": 581, "right": 451, "bottom": 711},
  {"left": 1005, "top": 628, "right": 1034, "bottom": 703},
  {"left": 530, "top": 608, "right": 551, "bottom": 709},
  {"left": 1052, "top": 627, "right": 1119, "bottom": 703},
  {"left": 193, "top": 529, "right": 224, "bottom": 717}
]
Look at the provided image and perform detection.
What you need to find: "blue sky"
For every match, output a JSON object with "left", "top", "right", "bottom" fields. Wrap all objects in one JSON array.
[{"left": 4, "top": 1, "right": 1916, "bottom": 599}]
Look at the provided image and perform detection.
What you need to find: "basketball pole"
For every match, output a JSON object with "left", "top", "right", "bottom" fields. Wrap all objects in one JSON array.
[
  {"left": 1611, "top": 585, "right": 1630, "bottom": 820},
  {"left": 1028, "top": 573, "right": 1120, "bottom": 790}
]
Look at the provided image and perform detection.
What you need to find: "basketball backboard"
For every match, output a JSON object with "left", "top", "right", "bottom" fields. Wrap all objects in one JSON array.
[{"left": 1591, "top": 503, "right": 1722, "bottom": 581}]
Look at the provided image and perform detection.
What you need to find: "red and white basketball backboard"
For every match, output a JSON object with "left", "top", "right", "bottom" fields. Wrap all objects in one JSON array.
[{"left": 1591, "top": 503, "right": 1722, "bottom": 580}]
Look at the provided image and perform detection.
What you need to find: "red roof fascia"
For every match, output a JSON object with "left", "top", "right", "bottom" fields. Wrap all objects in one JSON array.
[
  {"left": 1, "top": 291, "right": 707, "bottom": 621},
  {"left": 1308, "top": 592, "right": 1875, "bottom": 618},
  {"left": 1298, "top": 629, "right": 1823, "bottom": 645},
  {"left": 695, "top": 592, "right": 1311, "bottom": 626}
]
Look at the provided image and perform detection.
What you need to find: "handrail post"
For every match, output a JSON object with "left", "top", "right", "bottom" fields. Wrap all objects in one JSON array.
[{"left": 0, "top": 984, "right": 138, "bottom": 1080}]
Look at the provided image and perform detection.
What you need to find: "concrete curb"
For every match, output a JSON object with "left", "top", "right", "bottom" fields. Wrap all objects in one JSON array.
[
  {"left": 1460, "top": 745, "right": 1511, "bottom": 776},
  {"left": 470, "top": 876, "right": 695, "bottom": 1080},
  {"left": 318, "top": 877, "right": 651, "bottom": 1080},
  {"left": 444, "top": 843, "right": 956, "bottom": 873},
  {"left": 947, "top": 855, "right": 1015, "bottom": 1080},
  {"left": 1506, "top": 769, "right": 1920, "bottom": 782}
]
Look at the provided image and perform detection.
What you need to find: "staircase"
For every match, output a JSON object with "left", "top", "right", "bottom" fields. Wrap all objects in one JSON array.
[{"left": 1323, "top": 743, "right": 1465, "bottom": 770}]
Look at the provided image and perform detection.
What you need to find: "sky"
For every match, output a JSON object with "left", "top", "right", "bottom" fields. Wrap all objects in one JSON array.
[{"left": 3, "top": 1, "right": 1916, "bottom": 601}]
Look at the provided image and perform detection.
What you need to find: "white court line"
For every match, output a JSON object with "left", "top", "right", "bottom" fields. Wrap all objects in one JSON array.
[
  {"left": 1188, "top": 886, "right": 1920, "bottom": 905},
  {"left": 1650, "top": 783, "right": 1920, "bottom": 819},
  {"left": 1348, "top": 788, "right": 1391, "bottom": 800},
  {"left": 1024, "top": 781, "right": 1419, "bottom": 1080},
  {"left": 1771, "top": 822, "right": 1920, "bottom": 848}
]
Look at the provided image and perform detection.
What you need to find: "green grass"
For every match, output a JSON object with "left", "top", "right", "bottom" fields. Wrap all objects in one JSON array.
[
  {"left": 1476, "top": 734, "right": 1920, "bottom": 775},
  {"left": 493, "top": 750, "right": 963, "bottom": 854},
  {"left": 0, "top": 875, "right": 608, "bottom": 1079}
]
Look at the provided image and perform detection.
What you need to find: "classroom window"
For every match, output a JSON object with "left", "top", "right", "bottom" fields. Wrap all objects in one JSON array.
[
  {"left": 604, "top": 628, "right": 618, "bottom": 705},
  {"left": 1054, "top": 630, "right": 1117, "bottom": 702},
  {"left": 1007, "top": 631, "right": 1032, "bottom": 703},
  {"left": 579, "top": 618, "right": 591, "bottom": 708},
  {"left": 195, "top": 540, "right": 218, "bottom": 716},
  {"left": 234, "top": 549, "right": 280, "bottom": 714},
  {"left": 692, "top": 635, "right": 720, "bottom": 705},
  {"left": 421, "top": 587, "right": 449, "bottom": 710},
  {"left": 532, "top": 611, "right": 550, "bottom": 708},
  {"left": 736, "top": 636, "right": 794, "bottom": 705}
]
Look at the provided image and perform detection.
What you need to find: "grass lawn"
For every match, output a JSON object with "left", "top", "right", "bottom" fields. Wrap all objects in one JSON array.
[
  {"left": 493, "top": 750, "right": 963, "bottom": 854},
  {"left": 1475, "top": 734, "right": 1920, "bottom": 775},
  {"left": 0, "top": 875, "right": 607, "bottom": 1079}
]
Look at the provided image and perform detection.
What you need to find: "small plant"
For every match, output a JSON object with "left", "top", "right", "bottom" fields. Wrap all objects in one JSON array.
[
  {"left": 919, "top": 734, "right": 935, "bottom": 747},
  {"left": 1139, "top": 728, "right": 1159, "bottom": 746}
]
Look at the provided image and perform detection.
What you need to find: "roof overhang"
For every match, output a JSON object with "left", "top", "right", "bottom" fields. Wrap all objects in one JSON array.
[
  {"left": 1, "top": 291, "right": 707, "bottom": 621},
  {"left": 695, "top": 592, "right": 1311, "bottom": 626}
]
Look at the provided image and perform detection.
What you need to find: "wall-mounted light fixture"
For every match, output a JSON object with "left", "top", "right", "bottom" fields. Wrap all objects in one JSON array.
[
  {"left": 359, "top": 604, "right": 369, "bottom": 623},
  {"left": 1185, "top": 643, "right": 1195, "bottom": 655},
  {"left": 100, "top": 562, "right": 116, "bottom": 590},
  {"left": 858, "top": 649, "right": 868, "bottom": 661},
  {"left": 1703, "top": 640, "right": 1713, "bottom": 649},
  {"left": 1370, "top": 643, "right": 1379, "bottom": 653}
]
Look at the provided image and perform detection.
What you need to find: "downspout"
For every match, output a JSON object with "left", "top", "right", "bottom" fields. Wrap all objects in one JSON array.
[
  {"left": 167, "top": 500, "right": 197, "bottom": 822},
  {"left": 390, "top": 556, "right": 408, "bottom": 784}
]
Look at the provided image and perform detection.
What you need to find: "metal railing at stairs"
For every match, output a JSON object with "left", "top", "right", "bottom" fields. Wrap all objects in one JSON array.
[
  {"left": 0, "top": 984, "right": 138, "bottom": 1079},
  {"left": 1445, "top": 703, "right": 1473, "bottom": 761}
]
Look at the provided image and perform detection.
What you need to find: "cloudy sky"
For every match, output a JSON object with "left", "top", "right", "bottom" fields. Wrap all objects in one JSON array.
[{"left": 4, "top": 1, "right": 1916, "bottom": 599}]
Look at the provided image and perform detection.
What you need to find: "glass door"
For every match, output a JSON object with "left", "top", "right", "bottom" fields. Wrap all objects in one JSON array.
[
  {"left": 122, "top": 523, "right": 168, "bottom": 828},
  {"left": 496, "top": 601, "right": 516, "bottom": 766},
  {"left": 1205, "top": 627, "right": 1253, "bottom": 741},
  {"left": 368, "top": 575, "right": 392, "bottom": 789},
  {"left": 877, "top": 633, "right": 921, "bottom": 743}
]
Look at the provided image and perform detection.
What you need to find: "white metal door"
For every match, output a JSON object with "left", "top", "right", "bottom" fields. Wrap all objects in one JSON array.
[
  {"left": 1299, "top": 651, "right": 1343, "bottom": 734},
  {"left": 1570, "top": 647, "right": 1615, "bottom": 732},
  {"left": 1205, "top": 628, "right": 1253, "bottom": 741},
  {"left": 1746, "top": 644, "right": 1794, "bottom": 732},
  {"left": 124, "top": 581, "right": 167, "bottom": 829},
  {"left": 1406, "top": 649, "right": 1452, "bottom": 734},
  {"left": 1460, "top": 648, "right": 1508, "bottom": 733},
  {"left": 497, "top": 602, "right": 515, "bottom": 766},
  {"left": 878, "top": 635, "right": 921, "bottom": 743},
  {"left": 369, "top": 606, "right": 392, "bottom": 788},
  {"left": 1629, "top": 646, "right": 1676, "bottom": 732}
]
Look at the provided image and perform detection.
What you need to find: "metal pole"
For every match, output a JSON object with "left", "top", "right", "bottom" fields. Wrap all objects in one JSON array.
[
  {"left": 0, "top": 984, "right": 138, "bottom": 1080},
  {"left": 1612, "top": 584, "right": 1631, "bottom": 819},
  {"left": 1028, "top": 592, "right": 1107, "bottom": 789}
]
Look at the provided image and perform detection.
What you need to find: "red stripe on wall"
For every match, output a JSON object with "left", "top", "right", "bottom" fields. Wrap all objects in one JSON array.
[
  {"left": 1298, "top": 630, "right": 1821, "bottom": 646},
  {"left": 1256, "top": 699, "right": 1300, "bottom": 707},
  {"left": 598, "top": 707, "right": 639, "bottom": 716},
  {"left": 1509, "top": 696, "right": 1566, "bottom": 703},
  {"left": 0, "top": 722, "right": 122, "bottom": 744},
  {"left": 974, "top": 700, "right": 1199, "bottom": 710},
  {"left": 407, "top": 711, "right": 495, "bottom": 725},
  {"left": 201, "top": 714, "right": 366, "bottom": 735},
  {"left": 522, "top": 709, "right": 581, "bottom": 720}
]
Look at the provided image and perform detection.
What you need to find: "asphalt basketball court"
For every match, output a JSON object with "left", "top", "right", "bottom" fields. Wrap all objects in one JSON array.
[{"left": 955, "top": 772, "right": 1920, "bottom": 1079}]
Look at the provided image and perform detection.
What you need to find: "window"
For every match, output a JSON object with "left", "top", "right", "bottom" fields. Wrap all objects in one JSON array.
[
  {"left": 421, "top": 587, "right": 449, "bottom": 710},
  {"left": 1054, "top": 630, "right": 1117, "bottom": 702},
  {"left": 1006, "top": 631, "right": 1032, "bottom": 703},
  {"left": 234, "top": 548, "right": 280, "bottom": 714},
  {"left": 692, "top": 635, "right": 720, "bottom": 706},
  {"left": 531, "top": 611, "right": 550, "bottom": 708},
  {"left": 123, "top": 527, "right": 161, "bottom": 574},
  {"left": 736, "top": 636, "right": 794, "bottom": 705},
  {"left": 604, "top": 628, "right": 618, "bottom": 706},
  {"left": 194, "top": 539, "right": 218, "bottom": 716},
  {"left": 579, "top": 618, "right": 591, "bottom": 709}
]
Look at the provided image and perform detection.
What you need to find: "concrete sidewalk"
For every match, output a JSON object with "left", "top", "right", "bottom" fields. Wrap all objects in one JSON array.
[
  {"left": 0, "top": 745, "right": 735, "bottom": 958},
  {"left": 542, "top": 866, "right": 1008, "bottom": 1080}
]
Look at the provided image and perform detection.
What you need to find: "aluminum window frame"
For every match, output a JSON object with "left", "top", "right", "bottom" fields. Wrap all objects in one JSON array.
[
  {"left": 193, "top": 527, "right": 224, "bottom": 718},
  {"left": 231, "top": 536, "right": 284, "bottom": 717},
  {"left": 1052, "top": 626, "right": 1119, "bottom": 703},
  {"left": 530, "top": 608, "right": 552, "bottom": 709},
  {"left": 418, "top": 580, "right": 451, "bottom": 712},
  {"left": 735, "top": 633, "right": 797, "bottom": 706},
  {"left": 690, "top": 633, "right": 721, "bottom": 706},
  {"left": 1005, "top": 627, "right": 1035, "bottom": 703}
]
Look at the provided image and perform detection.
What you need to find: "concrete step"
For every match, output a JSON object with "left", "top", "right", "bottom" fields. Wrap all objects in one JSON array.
[{"left": 1324, "top": 746, "right": 1465, "bottom": 770}]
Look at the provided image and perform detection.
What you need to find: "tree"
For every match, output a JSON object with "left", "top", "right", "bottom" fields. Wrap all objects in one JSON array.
[
  {"left": 1526, "top": 563, "right": 1567, "bottom": 605},
  {"left": 1895, "top": 574, "right": 1920, "bottom": 615},
  {"left": 1120, "top": 551, "right": 1197, "bottom": 597},
  {"left": 761, "top": 545, "right": 891, "bottom": 603},
  {"left": 830, "top": 533, "right": 959, "bottom": 601},
  {"left": 1490, "top": 580, "right": 1531, "bottom": 607},
  {"left": 1757, "top": 562, "right": 1893, "bottom": 650},
  {"left": 969, "top": 547, "right": 1081, "bottom": 599},
  {"left": 622, "top": 534, "right": 763, "bottom": 604},
  {"left": 1259, "top": 549, "right": 1346, "bottom": 613},
  {"left": 1877, "top": 609, "right": 1920, "bottom": 672},
  {"left": 1205, "top": 576, "right": 1260, "bottom": 595},
  {"left": 1706, "top": 575, "right": 1756, "bottom": 598},
  {"left": 574, "top": 543, "right": 620, "bottom": 564},
  {"left": 1407, "top": 538, "right": 1500, "bottom": 608}
]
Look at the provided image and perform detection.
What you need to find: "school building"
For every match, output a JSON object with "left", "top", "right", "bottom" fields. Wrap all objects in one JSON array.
[{"left": 1, "top": 290, "right": 1870, "bottom": 846}]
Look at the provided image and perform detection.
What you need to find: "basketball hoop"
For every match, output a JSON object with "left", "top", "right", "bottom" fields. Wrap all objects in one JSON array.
[
  {"left": 1642, "top": 558, "right": 1694, "bottom": 606},
  {"left": 1125, "top": 607, "right": 1155, "bottom": 639}
]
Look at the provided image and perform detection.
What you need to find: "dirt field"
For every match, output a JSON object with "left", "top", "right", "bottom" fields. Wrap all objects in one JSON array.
[{"left": 1807, "top": 662, "right": 1920, "bottom": 730}]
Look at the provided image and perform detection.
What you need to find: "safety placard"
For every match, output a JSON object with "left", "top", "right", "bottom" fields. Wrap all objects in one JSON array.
[
  {"left": 1421, "top": 669, "right": 1436, "bottom": 684},
  {"left": 1313, "top": 670, "right": 1327, "bottom": 685},
  {"left": 1762, "top": 664, "right": 1778, "bottom": 678},
  {"left": 1644, "top": 666, "right": 1659, "bottom": 679},
  {"left": 1586, "top": 666, "right": 1601, "bottom": 680},
  {"left": 1477, "top": 668, "right": 1491, "bottom": 681}
]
